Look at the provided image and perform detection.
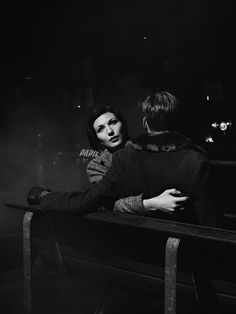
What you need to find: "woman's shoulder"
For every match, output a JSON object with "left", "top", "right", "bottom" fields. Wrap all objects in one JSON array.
[
  {"left": 86, "top": 149, "right": 113, "bottom": 184},
  {"left": 87, "top": 149, "right": 112, "bottom": 171}
]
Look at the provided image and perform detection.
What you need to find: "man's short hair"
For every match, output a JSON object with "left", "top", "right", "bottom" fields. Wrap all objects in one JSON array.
[{"left": 141, "top": 91, "right": 180, "bottom": 132}]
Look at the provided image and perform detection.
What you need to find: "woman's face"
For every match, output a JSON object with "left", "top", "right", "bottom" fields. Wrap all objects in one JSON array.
[{"left": 93, "top": 112, "right": 123, "bottom": 150}]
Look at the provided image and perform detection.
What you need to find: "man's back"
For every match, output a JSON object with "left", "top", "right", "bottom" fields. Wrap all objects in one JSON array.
[
  {"left": 102, "top": 132, "right": 215, "bottom": 226},
  {"left": 116, "top": 146, "right": 206, "bottom": 198}
]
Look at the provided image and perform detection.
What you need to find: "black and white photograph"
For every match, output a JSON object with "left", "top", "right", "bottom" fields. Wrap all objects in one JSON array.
[{"left": 0, "top": 1, "right": 236, "bottom": 313}]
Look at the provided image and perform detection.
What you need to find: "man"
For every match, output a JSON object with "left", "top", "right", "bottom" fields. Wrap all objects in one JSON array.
[{"left": 28, "top": 91, "right": 217, "bottom": 226}]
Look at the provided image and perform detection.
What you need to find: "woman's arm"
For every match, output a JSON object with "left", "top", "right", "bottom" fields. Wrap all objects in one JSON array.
[
  {"left": 113, "top": 194, "right": 144, "bottom": 213},
  {"left": 86, "top": 156, "right": 109, "bottom": 185},
  {"left": 114, "top": 188, "right": 188, "bottom": 214}
]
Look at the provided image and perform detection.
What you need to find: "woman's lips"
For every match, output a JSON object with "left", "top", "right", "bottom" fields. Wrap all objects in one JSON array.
[{"left": 109, "top": 136, "right": 119, "bottom": 142}]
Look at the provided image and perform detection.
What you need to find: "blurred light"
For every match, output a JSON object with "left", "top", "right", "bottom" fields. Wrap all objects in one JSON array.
[
  {"left": 219, "top": 122, "right": 227, "bottom": 131},
  {"left": 205, "top": 136, "right": 214, "bottom": 143},
  {"left": 52, "top": 161, "right": 56, "bottom": 165},
  {"left": 77, "top": 105, "right": 81, "bottom": 108},
  {"left": 212, "top": 122, "right": 218, "bottom": 129},
  {"left": 26, "top": 76, "right": 32, "bottom": 80},
  {"left": 143, "top": 36, "right": 147, "bottom": 40},
  {"left": 219, "top": 121, "right": 232, "bottom": 132},
  {"left": 212, "top": 121, "right": 232, "bottom": 132},
  {"left": 206, "top": 95, "right": 210, "bottom": 101}
]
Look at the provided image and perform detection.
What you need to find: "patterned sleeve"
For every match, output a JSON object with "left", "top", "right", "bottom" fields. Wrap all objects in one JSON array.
[
  {"left": 86, "top": 155, "right": 114, "bottom": 211},
  {"left": 113, "top": 194, "right": 145, "bottom": 214},
  {"left": 86, "top": 158, "right": 108, "bottom": 185}
]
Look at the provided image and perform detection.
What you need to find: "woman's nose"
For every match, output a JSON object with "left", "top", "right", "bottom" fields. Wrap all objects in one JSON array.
[{"left": 107, "top": 127, "right": 114, "bottom": 135}]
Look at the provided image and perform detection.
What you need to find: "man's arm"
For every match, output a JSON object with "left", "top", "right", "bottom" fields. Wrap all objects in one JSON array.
[
  {"left": 31, "top": 149, "right": 189, "bottom": 215},
  {"left": 40, "top": 149, "right": 127, "bottom": 213}
]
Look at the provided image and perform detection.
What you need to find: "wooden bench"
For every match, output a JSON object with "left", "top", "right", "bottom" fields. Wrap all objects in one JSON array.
[{"left": 5, "top": 200, "right": 236, "bottom": 314}]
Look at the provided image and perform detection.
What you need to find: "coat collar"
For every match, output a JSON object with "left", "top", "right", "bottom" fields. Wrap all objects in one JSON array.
[{"left": 125, "top": 131, "right": 193, "bottom": 152}]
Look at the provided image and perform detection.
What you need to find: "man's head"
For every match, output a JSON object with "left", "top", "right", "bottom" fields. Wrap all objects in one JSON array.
[{"left": 141, "top": 91, "right": 180, "bottom": 133}]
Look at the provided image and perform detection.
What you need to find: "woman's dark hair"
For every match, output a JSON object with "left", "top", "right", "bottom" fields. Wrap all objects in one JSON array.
[
  {"left": 87, "top": 105, "right": 129, "bottom": 150},
  {"left": 140, "top": 91, "right": 180, "bottom": 132}
]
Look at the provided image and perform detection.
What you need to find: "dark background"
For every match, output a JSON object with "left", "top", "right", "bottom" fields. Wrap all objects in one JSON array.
[
  {"left": 0, "top": 1, "right": 235, "bottom": 149},
  {"left": 1, "top": 5, "right": 236, "bottom": 313}
]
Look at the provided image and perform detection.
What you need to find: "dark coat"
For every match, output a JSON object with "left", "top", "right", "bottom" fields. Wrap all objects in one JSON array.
[{"left": 41, "top": 131, "right": 217, "bottom": 226}]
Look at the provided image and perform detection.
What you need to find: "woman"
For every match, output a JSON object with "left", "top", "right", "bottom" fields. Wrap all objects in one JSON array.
[{"left": 86, "top": 105, "right": 188, "bottom": 215}]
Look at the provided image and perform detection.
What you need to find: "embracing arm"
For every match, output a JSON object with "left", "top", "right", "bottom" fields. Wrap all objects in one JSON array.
[
  {"left": 30, "top": 150, "right": 189, "bottom": 215},
  {"left": 39, "top": 150, "right": 128, "bottom": 213},
  {"left": 87, "top": 154, "right": 188, "bottom": 215}
]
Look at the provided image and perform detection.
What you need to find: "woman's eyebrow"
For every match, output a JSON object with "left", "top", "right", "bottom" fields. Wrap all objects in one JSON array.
[
  {"left": 96, "top": 117, "right": 114, "bottom": 129},
  {"left": 108, "top": 118, "right": 116, "bottom": 123},
  {"left": 95, "top": 123, "right": 105, "bottom": 131}
]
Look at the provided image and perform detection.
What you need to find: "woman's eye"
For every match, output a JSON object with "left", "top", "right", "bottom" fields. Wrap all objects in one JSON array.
[
  {"left": 96, "top": 126, "right": 104, "bottom": 133},
  {"left": 110, "top": 119, "right": 118, "bottom": 125}
]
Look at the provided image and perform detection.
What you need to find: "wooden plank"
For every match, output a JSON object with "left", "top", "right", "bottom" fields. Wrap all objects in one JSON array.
[
  {"left": 5, "top": 201, "right": 236, "bottom": 245},
  {"left": 84, "top": 211, "right": 236, "bottom": 245},
  {"left": 210, "top": 160, "right": 236, "bottom": 167},
  {"left": 5, "top": 201, "right": 41, "bottom": 212}
]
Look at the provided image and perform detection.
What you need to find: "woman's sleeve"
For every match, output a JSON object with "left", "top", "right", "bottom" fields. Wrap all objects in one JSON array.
[
  {"left": 86, "top": 158, "right": 108, "bottom": 185},
  {"left": 113, "top": 195, "right": 146, "bottom": 214}
]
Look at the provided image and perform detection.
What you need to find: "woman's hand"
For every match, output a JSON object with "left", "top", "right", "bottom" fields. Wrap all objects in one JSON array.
[{"left": 143, "top": 188, "right": 189, "bottom": 214}]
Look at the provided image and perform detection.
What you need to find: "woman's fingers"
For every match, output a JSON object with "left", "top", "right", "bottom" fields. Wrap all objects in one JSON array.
[
  {"left": 175, "top": 195, "right": 189, "bottom": 202},
  {"left": 166, "top": 188, "right": 190, "bottom": 199},
  {"left": 164, "top": 188, "right": 181, "bottom": 195}
]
